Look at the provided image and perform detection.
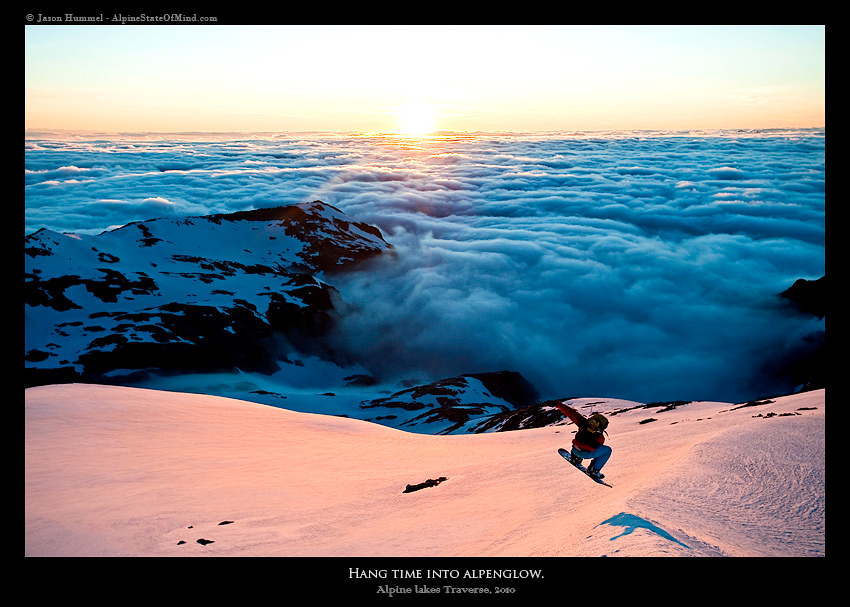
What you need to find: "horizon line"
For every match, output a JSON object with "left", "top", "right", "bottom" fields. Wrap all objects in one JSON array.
[{"left": 25, "top": 125, "right": 826, "bottom": 138}]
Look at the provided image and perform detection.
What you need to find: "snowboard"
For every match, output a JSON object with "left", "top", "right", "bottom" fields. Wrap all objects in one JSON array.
[{"left": 558, "top": 448, "right": 613, "bottom": 487}]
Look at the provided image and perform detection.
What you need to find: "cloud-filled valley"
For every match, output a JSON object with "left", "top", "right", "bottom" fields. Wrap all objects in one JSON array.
[{"left": 25, "top": 129, "right": 825, "bottom": 403}]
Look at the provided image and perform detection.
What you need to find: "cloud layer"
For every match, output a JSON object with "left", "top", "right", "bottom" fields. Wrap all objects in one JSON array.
[{"left": 25, "top": 129, "right": 825, "bottom": 402}]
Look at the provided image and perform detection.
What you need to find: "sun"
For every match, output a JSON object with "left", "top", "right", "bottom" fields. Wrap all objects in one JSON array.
[{"left": 395, "top": 104, "right": 437, "bottom": 136}]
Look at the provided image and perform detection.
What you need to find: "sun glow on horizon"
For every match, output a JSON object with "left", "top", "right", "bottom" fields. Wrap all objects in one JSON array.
[
  {"left": 395, "top": 104, "right": 438, "bottom": 136},
  {"left": 25, "top": 26, "right": 823, "bottom": 134}
]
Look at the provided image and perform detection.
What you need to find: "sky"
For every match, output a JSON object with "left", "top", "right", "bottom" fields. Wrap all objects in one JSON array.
[{"left": 24, "top": 24, "right": 825, "bottom": 134}]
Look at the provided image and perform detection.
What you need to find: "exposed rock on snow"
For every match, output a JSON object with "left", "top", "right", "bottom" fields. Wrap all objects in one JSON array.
[
  {"left": 25, "top": 200, "right": 392, "bottom": 388},
  {"left": 403, "top": 477, "right": 448, "bottom": 493},
  {"left": 359, "top": 371, "right": 539, "bottom": 434}
]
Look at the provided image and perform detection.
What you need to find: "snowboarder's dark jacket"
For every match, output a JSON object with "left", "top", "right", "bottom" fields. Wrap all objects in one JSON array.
[{"left": 554, "top": 402, "right": 605, "bottom": 452}]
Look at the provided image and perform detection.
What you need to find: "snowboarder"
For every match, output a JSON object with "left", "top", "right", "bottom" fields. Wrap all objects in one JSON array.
[{"left": 554, "top": 402, "right": 611, "bottom": 480}]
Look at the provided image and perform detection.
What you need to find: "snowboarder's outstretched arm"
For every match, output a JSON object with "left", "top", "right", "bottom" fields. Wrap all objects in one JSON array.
[{"left": 554, "top": 402, "right": 586, "bottom": 427}]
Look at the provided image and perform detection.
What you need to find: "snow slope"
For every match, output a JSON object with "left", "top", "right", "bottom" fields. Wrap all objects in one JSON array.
[{"left": 25, "top": 384, "right": 824, "bottom": 558}]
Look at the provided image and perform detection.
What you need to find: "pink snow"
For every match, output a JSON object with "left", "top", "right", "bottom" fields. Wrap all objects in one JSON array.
[{"left": 25, "top": 384, "right": 824, "bottom": 557}]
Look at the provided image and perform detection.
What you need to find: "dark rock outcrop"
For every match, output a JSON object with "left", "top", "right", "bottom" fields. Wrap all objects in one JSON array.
[
  {"left": 780, "top": 276, "right": 826, "bottom": 319},
  {"left": 24, "top": 201, "right": 391, "bottom": 388},
  {"left": 403, "top": 477, "right": 448, "bottom": 493},
  {"left": 359, "top": 371, "right": 540, "bottom": 434},
  {"left": 773, "top": 276, "right": 826, "bottom": 393}
]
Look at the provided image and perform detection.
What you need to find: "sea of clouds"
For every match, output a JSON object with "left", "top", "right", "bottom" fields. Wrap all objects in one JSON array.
[{"left": 24, "top": 129, "right": 825, "bottom": 403}]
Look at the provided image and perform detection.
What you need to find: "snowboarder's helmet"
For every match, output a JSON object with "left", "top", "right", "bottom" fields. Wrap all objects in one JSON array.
[{"left": 587, "top": 413, "right": 608, "bottom": 433}]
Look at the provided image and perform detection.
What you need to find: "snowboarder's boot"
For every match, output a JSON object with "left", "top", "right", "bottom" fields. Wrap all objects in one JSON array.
[
  {"left": 587, "top": 465, "right": 605, "bottom": 480},
  {"left": 568, "top": 453, "right": 582, "bottom": 466}
]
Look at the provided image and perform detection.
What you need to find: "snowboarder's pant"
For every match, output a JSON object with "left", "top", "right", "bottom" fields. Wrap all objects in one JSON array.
[{"left": 571, "top": 444, "right": 612, "bottom": 470}]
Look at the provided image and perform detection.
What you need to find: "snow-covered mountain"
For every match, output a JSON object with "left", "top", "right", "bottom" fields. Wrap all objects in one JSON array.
[
  {"left": 25, "top": 200, "right": 391, "bottom": 388},
  {"left": 25, "top": 383, "right": 825, "bottom": 558}
]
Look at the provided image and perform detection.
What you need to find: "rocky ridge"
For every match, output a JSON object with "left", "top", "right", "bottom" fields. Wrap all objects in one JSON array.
[{"left": 25, "top": 200, "right": 391, "bottom": 388}]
